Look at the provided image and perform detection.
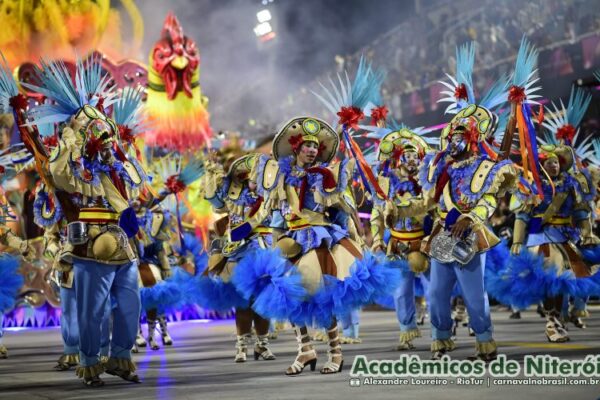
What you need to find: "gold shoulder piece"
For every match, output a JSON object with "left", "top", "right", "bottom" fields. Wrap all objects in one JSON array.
[
  {"left": 572, "top": 171, "right": 590, "bottom": 195},
  {"left": 470, "top": 160, "right": 495, "bottom": 194},
  {"left": 326, "top": 162, "right": 342, "bottom": 193},
  {"left": 227, "top": 181, "right": 243, "bottom": 201},
  {"left": 122, "top": 161, "right": 143, "bottom": 186},
  {"left": 377, "top": 176, "right": 390, "bottom": 200},
  {"left": 427, "top": 161, "right": 436, "bottom": 182},
  {"left": 151, "top": 212, "right": 165, "bottom": 237},
  {"left": 262, "top": 159, "right": 280, "bottom": 191}
]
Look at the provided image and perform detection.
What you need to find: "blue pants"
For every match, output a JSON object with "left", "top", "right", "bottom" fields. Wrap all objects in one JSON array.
[
  {"left": 339, "top": 308, "right": 360, "bottom": 338},
  {"left": 394, "top": 270, "right": 429, "bottom": 332},
  {"left": 60, "top": 286, "right": 79, "bottom": 355},
  {"left": 0, "top": 314, "right": 3, "bottom": 343},
  {"left": 74, "top": 259, "right": 140, "bottom": 367},
  {"left": 428, "top": 253, "right": 492, "bottom": 343},
  {"left": 61, "top": 285, "right": 113, "bottom": 357}
]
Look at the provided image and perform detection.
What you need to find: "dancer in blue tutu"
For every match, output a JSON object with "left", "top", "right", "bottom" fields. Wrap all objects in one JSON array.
[
  {"left": 0, "top": 167, "right": 34, "bottom": 358},
  {"left": 510, "top": 85, "right": 600, "bottom": 343},
  {"left": 253, "top": 115, "right": 400, "bottom": 375},
  {"left": 134, "top": 203, "right": 178, "bottom": 351},
  {"left": 197, "top": 152, "right": 277, "bottom": 363}
]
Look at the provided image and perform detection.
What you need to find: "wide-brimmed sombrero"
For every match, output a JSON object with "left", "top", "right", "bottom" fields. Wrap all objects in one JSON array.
[
  {"left": 227, "top": 153, "right": 258, "bottom": 183},
  {"left": 539, "top": 144, "right": 574, "bottom": 172},
  {"left": 440, "top": 104, "right": 499, "bottom": 149},
  {"left": 377, "top": 127, "right": 431, "bottom": 162},
  {"left": 272, "top": 117, "right": 339, "bottom": 163}
]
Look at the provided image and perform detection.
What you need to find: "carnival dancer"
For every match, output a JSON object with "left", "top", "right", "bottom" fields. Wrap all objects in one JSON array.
[
  {"left": 387, "top": 42, "right": 519, "bottom": 361},
  {"left": 369, "top": 123, "right": 434, "bottom": 351},
  {"left": 134, "top": 202, "right": 176, "bottom": 351},
  {"left": 196, "top": 153, "right": 277, "bottom": 363},
  {"left": 8, "top": 56, "right": 151, "bottom": 386},
  {"left": 251, "top": 114, "right": 400, "bottom": 375},
  {"left": 510, "top": 85, "right": 600, "bottom": 343},
  {"left": 0, "top": 165, "right": 34, "bottom": 359}
]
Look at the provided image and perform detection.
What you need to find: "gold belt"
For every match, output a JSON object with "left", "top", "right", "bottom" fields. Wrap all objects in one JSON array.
[
  {"left": 252, "top": 226, "right": 273, "bottom": 235},
  {"left": 390, "top": 229, "right": 425, "bottom": 241},
  {"left": 79, "top": 208, "right": 119, "bottom": 223},
  {"left": 533, "top": 215, "right": 571, "bottom": 226}
]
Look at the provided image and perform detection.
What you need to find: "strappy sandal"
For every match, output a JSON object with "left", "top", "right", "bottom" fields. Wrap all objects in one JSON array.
[
  {"left": 545, "top": 319, "right": 569, "bottom": 343},
  {"left": 148, "top": 335, "right": 160, "bottom": 351},
  {"left": 320, "top": 327, "right": 343, "bottom": 374},
  {"left": 158, "top": 316, "right": 173, "bottom": 346},
  {"left": 254, "top": 335, "right": 276, "bottom": 360},
  {"left": 285, "top": 330, "right": 317, "bottom": 376},
  {"left": 569, "top": 314, "right": 586, "bottom": 329},
  {"left": 286, "top": 349, "right": 317, "bottom": 375},
  {"left": 235, "top": 334, "right": 250, "bottom": 363}
]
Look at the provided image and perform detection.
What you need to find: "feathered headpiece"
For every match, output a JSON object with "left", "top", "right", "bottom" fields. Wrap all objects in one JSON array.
[
  {"left": 539, "top": 85, "right": 594, "bottom": 167},
  {"left": 438, "top": 42, "right": 510, "bottom": 157},
  {"left": 0, "top": 53, "right": 19, "bottom": 115},
  {"left": 112, "top": 85, "right": 146, "bottom": 157},
  {"left": 438, "top": 42, "right": 509, "bottom": 116},
  {"left": 22, "top": 54, "right": 116, "bottom": 126},
  {"left": 311, "top": 56, "right": 387, "bottom": 197},
  {"left": 312, "top": 56, "right": 385, "bottom": 130}
]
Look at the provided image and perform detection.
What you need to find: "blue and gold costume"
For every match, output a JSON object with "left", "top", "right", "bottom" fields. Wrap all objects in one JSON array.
[
  {"left": 388, "top": 104, "right": 518, "bottom": 359},
  {"left": 14, "top": 58, "right": 149, "bottom": 385},
  {"left": 255, "top": 116, "right": 400, "bottom": 375},
  {"left": 370, "top": 126, "right": 432, "bottom": 350},
  {"left": 197, "top": 153, "right": 277, "bottom": 363}
]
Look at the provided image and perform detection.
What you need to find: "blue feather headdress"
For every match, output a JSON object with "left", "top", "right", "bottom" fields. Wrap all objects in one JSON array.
[
  {"left": 112, "top": 85, "right": 145, "bottom": 132},
  {"left": 438, "top": 42, "right": 509, "bottom": 115},
  {"left": 311, "top": 56, "right": 388, "bottom": 199},
  {"left": 0, "top": 53, "right": 19, "bottom": 114},
  {"left": 590, "top": 139, "right": 600, "bottom": 168},
  {"left": 311, "top": 55, "right": 385, "bottom": 128},
  {"left": 510, "top": 36, "right": 541, "bottom": 105},
  {"left": 539, "top": 85, "right": 594, "bottom": 163},
  {"left": 21, "top": 54, "right": 116, "bottom": 126}
]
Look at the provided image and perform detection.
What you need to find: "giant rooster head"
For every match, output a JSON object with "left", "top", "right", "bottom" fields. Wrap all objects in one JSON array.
[
  {"left": 145, "top": 12, "right": 212, "bottom": 151},
  {"left": 150, "top": 12, "right": 200, "bottom": 100}
]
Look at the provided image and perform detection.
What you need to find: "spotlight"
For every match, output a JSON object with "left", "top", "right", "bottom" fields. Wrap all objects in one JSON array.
[
  {"left": 256, "top": 9, "right": 271, "bottom": 23},
  {"left": 254, "top": 22, "right": 273, "bottom": 37}
]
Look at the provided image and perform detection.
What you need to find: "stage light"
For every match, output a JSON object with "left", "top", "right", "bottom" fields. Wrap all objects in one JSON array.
[
  {"left": 256, "top": 9, "right": 271, "bottom": 23},
  {"left": 254, "top": 22, "right": 273, "bottom": 37}
]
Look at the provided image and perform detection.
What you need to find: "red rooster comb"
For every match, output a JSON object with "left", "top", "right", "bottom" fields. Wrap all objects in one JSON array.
[{"left": 162, "top": 12, "right": 185, "bottom": 47}]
